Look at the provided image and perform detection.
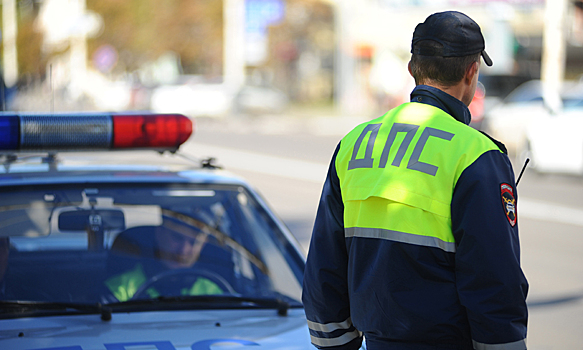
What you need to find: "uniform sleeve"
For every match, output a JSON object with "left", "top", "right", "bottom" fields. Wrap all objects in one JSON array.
[
  {"left": 452, "top": 150, "right": 529, "bottom": 350},
  {"left": 302, "top": 143, "right": 363, "bottom": 350}
]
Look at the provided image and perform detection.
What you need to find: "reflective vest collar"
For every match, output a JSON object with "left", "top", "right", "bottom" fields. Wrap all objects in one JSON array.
[{"left": 410, "top": 85, "right": 471, "bottom": 125}]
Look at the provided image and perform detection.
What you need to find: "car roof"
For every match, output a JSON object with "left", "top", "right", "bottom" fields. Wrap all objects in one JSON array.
[
  {"left": 0, "top": 151, "right": 249, "bottom": 187},
  {"left": 504, "top": 79, "right": 583, "bottom": 103}
]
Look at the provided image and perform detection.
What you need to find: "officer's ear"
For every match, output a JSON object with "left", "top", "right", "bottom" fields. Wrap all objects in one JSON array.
[
  {"left": 465, "top": 61, "right": 479, "bottom": 85},
  {"left": 408, "top": 61, "right": 420, "bottom": 86}
]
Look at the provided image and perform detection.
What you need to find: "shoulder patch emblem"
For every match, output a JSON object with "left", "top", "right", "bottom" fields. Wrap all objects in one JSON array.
[{"left": 500, "top": 183, "right": 517, "bottom": 227}]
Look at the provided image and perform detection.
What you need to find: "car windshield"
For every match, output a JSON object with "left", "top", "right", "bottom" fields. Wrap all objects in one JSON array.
[{"left": 0, "top": 183, "right": 303, "bottom": 307}]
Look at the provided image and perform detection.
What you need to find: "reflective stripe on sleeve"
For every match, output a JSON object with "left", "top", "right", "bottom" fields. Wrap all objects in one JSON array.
[
  {"left": 345, "top": 227, "right": 456, "bottom": 253},
  {"left": 307, "top": 317, "right": 361, "bottom": 348},
  {"left": 310, "top": 329, "right": 362, "bottom": 348},
  {"left": 307, "top": 317, "right": 353, "bottom": 333},
  {"left": 472, "top": 339, "right": 527, "bottom": 350}
]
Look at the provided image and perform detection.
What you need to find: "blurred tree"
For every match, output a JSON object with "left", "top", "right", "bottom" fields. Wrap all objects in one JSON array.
[
  {"left": 86, "top": 0, "right": 223, "bottom": 78},
  {"left": 267, "top": 0, "right": 335, "bottom": 104},
  {"left": 17, "top": 14, "right": 45, "bottom": 81},
  {"left": 0, "top": 0, "right": 45, "bottom": 84}
]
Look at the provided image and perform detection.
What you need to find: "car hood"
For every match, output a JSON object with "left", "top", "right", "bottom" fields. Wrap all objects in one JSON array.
[{"left": 0, "top": 308, "right": 313, "bottom": 350}]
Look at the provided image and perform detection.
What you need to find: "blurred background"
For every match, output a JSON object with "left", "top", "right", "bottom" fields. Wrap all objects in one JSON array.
[
  {"left": 3, "top": 0, "right": 583, "bottom": 164},
  {"left": 2, "top": 0, "right": 583, "bottom": 348},
  {"left": 0, "top": 0, "right": 579, "bottom": 122}
]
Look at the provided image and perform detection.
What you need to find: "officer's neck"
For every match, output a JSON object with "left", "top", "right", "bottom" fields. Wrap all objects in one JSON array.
[
  {"left": 410, "top": 85, "right": 472, "bottom": 125},
  {"left": 423, "top": 81, "right": 469, "bottom": 107},
  {"left": 423, "top": 62, "right": 479, "bottom": 106}
]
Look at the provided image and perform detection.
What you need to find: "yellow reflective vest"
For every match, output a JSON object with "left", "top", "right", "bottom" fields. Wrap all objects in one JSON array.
[
  {"left": 336, "top": 102, "right": 500, "bottom": 253},
  {"left": 105, "top": 263, "right": 223, "bottom": 301}
]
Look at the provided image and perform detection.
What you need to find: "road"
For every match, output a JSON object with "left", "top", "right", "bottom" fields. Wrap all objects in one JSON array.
[{"left": 183, "top": 115, "right": 583, "bottom": 350}]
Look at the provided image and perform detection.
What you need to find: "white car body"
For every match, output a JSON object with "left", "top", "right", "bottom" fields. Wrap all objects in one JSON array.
[
  {"left": 483, "top": 79, "right": 583, "bottom": 157},
  {"left": 2, "top": 309, "right": 312, "bottom": 350},
  {"left": 485, "top": 101, "right": 548, "bottom": 154},
  {"left": 151, "top": 83, "right": 234, "bottom": 118},
  {"left": 524, "top": 108, "right": 583, "bottom": 175}
]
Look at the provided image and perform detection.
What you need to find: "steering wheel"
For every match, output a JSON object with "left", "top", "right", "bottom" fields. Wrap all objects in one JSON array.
[{"left": 131, "top": 267, "right": 236, "bottom": 300}]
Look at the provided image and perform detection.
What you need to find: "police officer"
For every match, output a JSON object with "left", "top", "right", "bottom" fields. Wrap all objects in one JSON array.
[
  {"left": 302, "top": 11, "right": 528, "bottom": 350},
  {"left": 105, "top": 218, "right": 223, "bottom": 301}
]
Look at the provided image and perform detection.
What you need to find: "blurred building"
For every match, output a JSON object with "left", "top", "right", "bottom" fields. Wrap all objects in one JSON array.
[
  {"left": 255, "top": 0, "right": 581, "bottom": 116},
  {"left": 318, "top": 0, "right": 547, "bottom": 115},
  {"left": 5, "top": 0, "right": 583, "bottom": 116}
]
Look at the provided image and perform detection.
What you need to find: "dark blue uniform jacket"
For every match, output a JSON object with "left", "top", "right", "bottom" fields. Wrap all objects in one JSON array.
[{"left": 302, "top": 85, "right": 529, "bottom": 350}]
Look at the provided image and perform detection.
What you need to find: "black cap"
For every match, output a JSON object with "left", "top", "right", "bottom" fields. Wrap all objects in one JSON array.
[{"left": 411, "top": 11, "right": 492, "bottom": 66}]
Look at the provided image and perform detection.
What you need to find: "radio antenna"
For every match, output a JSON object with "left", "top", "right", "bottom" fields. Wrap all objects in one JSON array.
[
  {"left": 50, "top": 64, "right": 54, "bottom": 113},
  {"left": 516, "top": 158, "right": 529, "bottom": 186}
]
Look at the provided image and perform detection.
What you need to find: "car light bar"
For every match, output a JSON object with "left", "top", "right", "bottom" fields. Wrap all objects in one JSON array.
[{"left": 0, "top": 113, "right": 193, "bottom": 152}]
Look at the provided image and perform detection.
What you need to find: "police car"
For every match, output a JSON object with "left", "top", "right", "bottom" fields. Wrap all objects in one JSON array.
[{"left": 0, "top": 112, "right": 312, "bottom": 349}]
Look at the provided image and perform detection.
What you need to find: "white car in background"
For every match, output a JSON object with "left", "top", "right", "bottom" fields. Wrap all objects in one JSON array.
[
  {"left": 150, "top": 83, "right": 234, "bottom": 118},
  {"left": 521, "top": 97, "right": 583, "bottom": 175},
  {"left": 483, "top": 79, "right": 583, "bottom": 157}
]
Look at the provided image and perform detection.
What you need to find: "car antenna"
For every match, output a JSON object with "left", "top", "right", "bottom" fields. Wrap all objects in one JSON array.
[
  {"left": 176, "top": 152, "right": 222, "bottom": 169},
  {"left": 516, "top": 158, "right": 529, "bottom": 186}
]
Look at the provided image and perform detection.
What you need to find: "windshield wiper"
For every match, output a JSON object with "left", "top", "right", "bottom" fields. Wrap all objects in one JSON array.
[
  {"left": 0, "top": 300, "right": 112, "bottom": 321},
  {"left": 108, "top": 294, "right": 301, "bottom": 316},
  {"left": 1, "top": 295, "right": 301, "bottom": 320}
]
